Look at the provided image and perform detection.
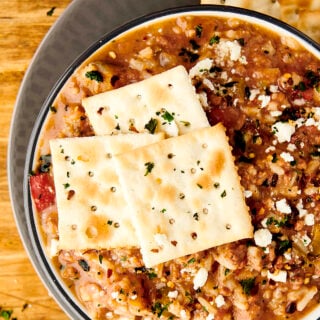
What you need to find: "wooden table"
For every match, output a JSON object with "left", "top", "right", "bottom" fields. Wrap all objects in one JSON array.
[{"left": 0, "top": 1, "right": 72, "bottom": 319}]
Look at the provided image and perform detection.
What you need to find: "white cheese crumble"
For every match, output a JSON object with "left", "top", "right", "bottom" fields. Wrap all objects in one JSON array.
[
  {"left": 193, "top": 267, "right": 208, "bottom": 290},
  {"left": 269, "top": 85, "right": 279, "bottom": 93},
  {"left": 254, "top": 228, "right": 272, "bottom": 247},
  {"left": 265, "top": 146, "right": 276, "bottom": 153},
  {"left": 270, "top": 110, "right": 282, "bottom": 117},
  {"left": 301, "top": 234, "right": 312, "bottom": 246},
  {"left": 258, "top": 95, "right": 271, "bottom": 108},
  {"left": 275, "top": 199, "right": 291, "bottom": 214},
  {"left": 280, "top": 152, "right": 294, "bottom": 163},
  {"left": 267, "top": 270, "right": 287, "bottom": 283},
  {"left": 189, "top": 58, "right": 213, "bottom": 78},
  {"left": 272, "top": 121, "right": 295, "bottom": 143},
  {"left": 215, "top": 294, "right": 226, "bottom": 307},
  {"left": 305, "top": 214, "right": 315, "bottom": 226},
  {"left": 244, "top": 190, "right": 253, "bottom": 198},
  {"left": 206, "top": 314, "right": 215, "bottom": 320},
  {"left": 249, "top": 89, "right": 260, "bottom": 101},
  {"left": 111, "top": 291, "right": 119, "bottom": 299},
  {"left": 297, "top": 199, "right": 308, "bottom": 217},
  {"left": 284, "top": 252, "right": 292, "bottom": 260},
  {"left": 287, "top": 143, "right": 297, "bottom": 152},
  {"left": 168, "top": 290, "right": 178, "bottom": 299}
]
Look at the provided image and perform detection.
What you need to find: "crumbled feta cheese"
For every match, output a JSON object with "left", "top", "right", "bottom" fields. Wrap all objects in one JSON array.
[
  {"left": 280, "top": 152, "right": 294, "bottom": 163},
  {"left": 297, "top": 199, "right": 308, "bottom": 217},
  {"left": 180, "top": 310, "right": 187, "bottom": 319},
  {"left": 258, "top": 95, "right": 271, "bottom": 108},
  {"left": 106, "top": 312, "right": 113, "bottom": 318},
  {"left": 287, "top": 143, "right": 296, "bottom": 152},
  {"left": 305, "top": 214, "right": 315, "bottom": 226},
  {"left": 168, "top": 290, "right": 178, "bottom": 299},
  {"left": 270, "top": 110, "right": 282, "bottom": 117},
  {"left": 305, "top": 118, "right": 316, "bottom": 126},
  {"left": 284, "top": 252, "right": 292, "bottom": 260},
  {"left": 269, "top": 85, "right": 279, "bottom": 93},
  {"left": 275, "top": 199, "right": 291, "bottom": 214},
  {"left": 249, "top": 89, "right": 260, "bottom": 101},
  {"left": 215, "top": 294, "right": 225, "bottom": 307},
  {"left": 193, "top": 267, "right": 208, "bottom": 290},
  {"left": 254, "top": 228, "right": 272, "bottom": 247},
  {"left": 261, "top": 217, "right": 269, "bottom": 228},
  {"left": 239, "top": 55, "right": 247, "bottom": 64},
  {"left": 189, "top": 58, "right": 213, "bottom": 78},
  {"left": 111, "top": 291, "right": 119, "bottom": 299},
  {"left": 198, "top": 92, "right": 209, "bottom": 107},
  {"left": 206, "top": 314, "right": 215, "bottom": 320},
  {"left": 131, "top": 294, "right": 137, "bottom": 300},
  {"left": 265, "top": 146, "right": 276, "bottom": 153},
  {"left": 244, "top": 190, "right": 252, "bottom": 198},
  {"left": 272, "top": 121, "right": 295, "bottom": 143},
  {"left": 220, "top": 71, "right": 228, "bottom": 80},
  {"left": 223, "top": 40, "right": 242, "bottom": 61},
  {"left": 203, "top": 78, "right": 214, "bottom": 90},
  {"left": 302, "top": 234, "right": 312, "bottom": 246},
  {"left": 267, "top": 270, "right": 287, "bottom": 283}
]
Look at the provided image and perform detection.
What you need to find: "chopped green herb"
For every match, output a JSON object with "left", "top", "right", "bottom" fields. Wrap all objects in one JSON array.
[
  {"left": 239, "top": 277, "right": 256, "bottom": 295},
  {"left": 237, "top": 38, "right": 245, "bottom": 46},
  {"left": 115, "top": 123, "right": 120, "bottom": 130},
  {"left": 107, "top": 220, "right": 113, "bottom": 225},
  {"left": 209, "top": 35, "right": 220, "bottom": 45},
  {"left": 39, "top": 154, "right": 52, "bottom": 173},
  {"left": 98, "top": 254, "right": 103, "bottom": 264},
  {"left": 195, "top": 24, "right": 203, "bottom": 37},
  {"left": 147, "top": 271, "right": 157, "bottom": 279},
  {"left": 161, "top": 110, "right": 174, "bottom": 122},
  {"left": 225, "top": 268, "right": 230, "bottom": 276},
  {"left": 160, "top": 208, "right": 167, "bottom": 213},
  {"left": 151, "top": 301, "right": 170, "bottom": 317},
  {"left": 214, "top": 182, "right": 220, "bottom": 188},
  {"left": 50, "top": 105, "right": 57, "bottom": 113},
  {"left": 221, "top": 190, "right": 227, "bottom": 197},
  {"left": 144, "top": 162, "right": 155, "bottom": 176},
  {"left": 180, "top": 120, "right": 191, "bottom": 127},
  {"left": 193, "top": 212, "right": 199, "bottom": 221},
  {"left": 70, "top": 159, "right": 76, "bottom": 165},
  {"left": 46, "top": 7, "right": 56, "bottom": 16},
  {"left": 187, "top": 257, "right": 195, "bottom": 264},
  {"left": 197, "top": 183, "right": 203, "bottom": 189},
  {"left": 63, "top": 183, "right": 70, "bottom": 189},
  {"left": 144, "top": 118, "right": 158, "bottom": 134},
  {"left": 78, "top": 259, "right": 90, "bottom": 272},
  {"left": 294, "top": 81, "right": 306, "bottom": 91},
  {"left": 85, "top": 70, "right": 103, "bottom": 82}
]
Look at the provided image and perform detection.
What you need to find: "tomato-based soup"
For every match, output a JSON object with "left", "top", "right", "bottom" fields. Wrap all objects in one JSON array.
[{"left": 29, "top": 14, "right": 320, "bottom": 320}]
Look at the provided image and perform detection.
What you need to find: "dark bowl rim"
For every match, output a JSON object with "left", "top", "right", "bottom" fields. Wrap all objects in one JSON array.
[{"left": 23, "top": 4, "right": 320, "bottom": 319}]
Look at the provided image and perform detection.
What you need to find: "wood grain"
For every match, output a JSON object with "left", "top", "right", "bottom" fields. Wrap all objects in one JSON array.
[{"left": 0, "top": 1, "right": 72, "bottom": 319}]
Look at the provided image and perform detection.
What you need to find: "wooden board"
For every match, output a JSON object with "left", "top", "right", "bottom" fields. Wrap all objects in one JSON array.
[{"left": 0, "top": 1, "right": 72, "bottom": 319}]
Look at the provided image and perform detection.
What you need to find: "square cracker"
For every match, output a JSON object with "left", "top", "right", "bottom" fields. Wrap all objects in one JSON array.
[
  {"left": 50, "top": 133, "right": 164, "bottom": 251},
  {"left": 114, "top": 124, "right": 253, "bottom": 267},
  {"left": 82, "top": 65, "right": 209, "bottom": 137}
]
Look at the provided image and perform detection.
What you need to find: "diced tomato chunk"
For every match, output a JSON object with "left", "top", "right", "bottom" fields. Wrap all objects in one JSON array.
[{"left": 29, "top": 173, "right": 56, "bottom": 212}]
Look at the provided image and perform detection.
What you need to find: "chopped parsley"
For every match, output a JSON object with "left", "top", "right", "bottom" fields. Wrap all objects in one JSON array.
[
  {"left": 161, "top": 110, "right": 174, "bottom": 123},
  {"left": 209, "top": 35, "right": 220, "bottom": 45},
  {"left": 239, "top": 277, "right": 256, "bottom": 295},
  {"left": 195, "top": 24, "right": 203, "bottom": 37},
  {"left": 98, "top": 254, "right": 103, "bottom": 264},
  {"left": 151, "top": 301, "right": 170, "bottom": 317},
  {"left": 39, "top": 154, "right": 52, "bottom": 173},
  {"left": 220, "top": 190, "right": 227, "bottom": 198},
  {"left": 144, "top": 118, "right": 158, "bottom": 134},
  {"left": 46, "top": 7, "right": 56, "bottom": 16},
  {"left": 78, "top": 259, "right": 90, "bottom": 272},
  {"left": 144, "top": 162, "right": 155, "bottom": 176},
  {"left": 63, "top": 183, "right": 70, "bottom": 189},
  {"left": 50, "top": 105, "right": 57, "bottom": 113},
  {"left": 85, "top": 70, "right": 103, "bottom": 82},
  {"left": 187, "top": 257, "right": 195, "bottom": 264}
]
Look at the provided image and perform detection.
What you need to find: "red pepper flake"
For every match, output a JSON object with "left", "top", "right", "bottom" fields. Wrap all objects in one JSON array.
[
  {"left": 171, "top": 240, "right": 178, "bottom": 246},
  {"left": 67, "top": 190, "right": 75, "bottom": 200},
  {"left": 191, "top": 232, "right": 197, "bottom": 240},
  {"left": 97, "top": 107, "right": 104, "bottom": 115},
  {"left": 151, "top": 248, "right": 159, "bottom": 253}
]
